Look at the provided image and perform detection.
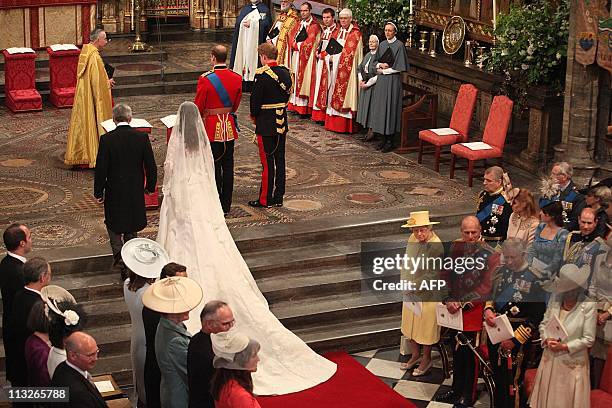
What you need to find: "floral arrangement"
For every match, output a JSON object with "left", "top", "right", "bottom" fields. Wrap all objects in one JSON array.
[
  {"left": 487, "top": 0, "right": 570, "bottom": 110},
  {"left": 345, "top": 0, "right": 412, "bottom": 31}
]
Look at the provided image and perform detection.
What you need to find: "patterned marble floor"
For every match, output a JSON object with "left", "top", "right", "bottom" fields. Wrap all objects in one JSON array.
[
  {"left": 0, "top": 91, "right": 474, "bottom": 258},
  {"left": 351, "top": 346, "right": 490, "bottom": 408}
]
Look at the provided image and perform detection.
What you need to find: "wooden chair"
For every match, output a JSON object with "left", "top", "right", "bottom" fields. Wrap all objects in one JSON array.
[
  {"left": 450, "top": 95, "right": 514, "bottom": 187},
  {"left": 418, "top": 84, "right": 479, "bottom": 172},
  {"left": 397, "top": 84, "right": 438, "bottom": 153}
]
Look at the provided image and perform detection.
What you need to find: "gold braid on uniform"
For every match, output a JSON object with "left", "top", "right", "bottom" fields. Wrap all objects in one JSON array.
[
  {"left": 513, "top": 325, "right": 532, "bottom": 344},
  {"left": 256, "top": 65, "right": 291, "bottom": 94}
]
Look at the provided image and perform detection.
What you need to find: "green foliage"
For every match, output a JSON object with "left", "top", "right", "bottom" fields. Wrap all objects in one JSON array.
[
  {"left": 345, "top": 0, "right": 412, "bottom": 31},
  {"left": 487, "top": 0, "right": 569, "bottom": 108}
]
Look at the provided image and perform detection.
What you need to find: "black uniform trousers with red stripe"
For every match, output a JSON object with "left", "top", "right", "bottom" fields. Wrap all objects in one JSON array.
[
  {"left": 256, "top": 134, "right": 285, "bottom": 206},
  {"left": 211, "top": 140, "right": 235, "bottom": 214},
  {"left": 451, "top": 330, "right": 480, "bottom": 404}
]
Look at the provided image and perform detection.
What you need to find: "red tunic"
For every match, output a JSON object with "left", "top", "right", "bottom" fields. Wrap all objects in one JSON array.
[
  {"left": 194, "top": 64, "right": 243, "bottom": 142},
  {"left": 216, "top": 380, "right": 261, "bottom": 408}
]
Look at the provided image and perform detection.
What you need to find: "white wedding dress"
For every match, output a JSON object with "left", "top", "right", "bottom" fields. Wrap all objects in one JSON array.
[{"left": 156, "top": 102, "right": 336, "bottom": 395}]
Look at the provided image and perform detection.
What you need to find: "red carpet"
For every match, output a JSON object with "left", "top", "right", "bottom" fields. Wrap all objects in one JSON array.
[{"left": 257, "top": 351, "right": 416, "bottom": 408}]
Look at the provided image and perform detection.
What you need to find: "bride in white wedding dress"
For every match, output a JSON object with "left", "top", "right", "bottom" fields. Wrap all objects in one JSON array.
[{"left": 156, "top": 102, "right": 336, "bottom": 395}]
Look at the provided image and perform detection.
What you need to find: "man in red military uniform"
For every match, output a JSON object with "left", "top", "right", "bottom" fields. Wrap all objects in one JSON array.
[
  {"left": 194, "top": 45, "right": 242, "bottom": 216},
  {"left": 437, "top": 215, "right": 500, "bottom": 407}
]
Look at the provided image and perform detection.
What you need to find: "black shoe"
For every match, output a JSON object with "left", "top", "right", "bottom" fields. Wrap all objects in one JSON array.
[
  {"left": 248, "top": 200, "right": 271, "bottom": 208},
  {"left": 381, "top": 142, "right": 395, "bottom": 153},
  {"left": 435, "top": 390, "right": 458, "bottom": 403},
  {"left": 272, "top": 200, "right": 283, "bottom": 207},
  {"left": 364, "top": 132, "right": 377, "bottom": 142}
]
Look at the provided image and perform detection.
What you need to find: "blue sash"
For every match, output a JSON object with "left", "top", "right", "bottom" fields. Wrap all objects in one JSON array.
[
  {"left": 207, "top": 73, "right": 240, "bottom": 132},
  {"left": 476, "top": 195, "right": 506, "bottom": 222}
]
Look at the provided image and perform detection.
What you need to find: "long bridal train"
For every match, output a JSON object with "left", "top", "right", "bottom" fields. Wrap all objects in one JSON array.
[{"left": 156, "top": 102, "right": 336, "bottom": 395}]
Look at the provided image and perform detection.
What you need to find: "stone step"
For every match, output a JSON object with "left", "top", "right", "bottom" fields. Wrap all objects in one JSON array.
[{"left": 0, "top": 50, "right": 168, "bottom": 70}]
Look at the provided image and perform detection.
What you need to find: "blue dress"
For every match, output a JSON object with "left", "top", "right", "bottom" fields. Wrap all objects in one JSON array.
[{"left": 526, "top": 223, "right": 568, "bottom": 280}]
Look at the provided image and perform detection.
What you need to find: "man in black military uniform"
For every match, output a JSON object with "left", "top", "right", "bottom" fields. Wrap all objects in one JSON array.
[
  {"left": 476, "top": 166, "right": 512, "bottom": 244},
  {"left": 249, "top": 42, "right": 292, "bottom": 208},
  {"left": 539, "top": 162, "right": 586, "bottom": 231},
  {"left": 484, "top": 238, "right": 546, "bottom": 408}
]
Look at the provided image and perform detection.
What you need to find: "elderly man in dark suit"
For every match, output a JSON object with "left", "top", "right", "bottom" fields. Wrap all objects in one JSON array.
[
  {"left": 0, "top": 223, "right": 31, "bottom": 385},
  {"left": 187, "top": 301, "right": 235, "bottom": 408},
  {"left": 10, "top": 256, "right": 51, "bottom": 386},
  {"left": 94, "top": 103, "right": 157, "bottom": 271},
  {"left": 51, "top": 331, "right": 107, "bottom": 408}
]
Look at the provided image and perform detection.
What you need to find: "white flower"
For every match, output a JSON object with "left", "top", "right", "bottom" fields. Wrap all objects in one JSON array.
[
  {"left": 521, "top": 63, "right": 529, "bottom": 70},
  {"left": 527, "top": 44, "right": 535, "bottom": 55},
  {"left": 519, "top": 50, "right": 526, "bottom": 56},
  {"left": 510, "top": 306, "right": 520, "bottom": 315},
  {"left": 556, "top": 52, "right": 562, "bottom": 60},
  {"left": 510, "top": 40, "right": 516, "bottom": 45},
  {"left": 501, "top": 49, "right": 509, "bottom": 56},
  {"left": 64, "top": 310, "right": 80, "bottom": 326}
]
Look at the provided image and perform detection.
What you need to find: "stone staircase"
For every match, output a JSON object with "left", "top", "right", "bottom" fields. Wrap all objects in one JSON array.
[{"left": 0, "top": 212, "right": 466, "bottom": 386}]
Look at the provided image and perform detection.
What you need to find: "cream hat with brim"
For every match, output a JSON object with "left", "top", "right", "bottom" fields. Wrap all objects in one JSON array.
[
  {"left": 401, "top": 211, "right": 440, "bottom": 228},
  {"left": 41, "top": 285, "right": 76, "bottom": 304},
  {"left": 121, "top": 238, "right": 170, "bottom": 279},
  {"left": 142, "top": 277, "right": 203, "bottom": 314},
  {"left": 211, "top": 330, "right": 250, "bottom": 361},
  {"left": 548, "top": 263, "right": 590, "bottom": 294}
]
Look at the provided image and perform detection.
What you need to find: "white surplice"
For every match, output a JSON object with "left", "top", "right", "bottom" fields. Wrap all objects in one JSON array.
[{"left": 233, "top": 8, "right": 261, "bottom": 81}]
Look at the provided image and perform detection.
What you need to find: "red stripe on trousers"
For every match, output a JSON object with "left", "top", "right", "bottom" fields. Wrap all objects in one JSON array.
[
  {"left": 471, "top": 353, "right": 480, "bottom": 402},
  {"left": 256, "top": 135, "right": 269, "bottom": 205}
]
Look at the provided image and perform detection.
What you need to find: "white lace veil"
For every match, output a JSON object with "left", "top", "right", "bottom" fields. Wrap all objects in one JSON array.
[{"left": 162, "top": 101, "right": 219, "bottom": 215}]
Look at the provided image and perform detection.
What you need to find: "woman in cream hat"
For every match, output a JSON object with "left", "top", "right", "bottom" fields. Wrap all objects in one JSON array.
[
  {"left": 142, "top": 276, "right": 203, "bottom": 408},
  {"left": 399, "top": 211, "right": 443, "bottom": 376},
  {"left": 121, "top": 238, "right": 169, "bottom": 407},
  {"left": 210, "top": 331, "right": 262, "bottom": 408},
  {"left": 529, "top": 263, "right": 596, "bottom": 408}
]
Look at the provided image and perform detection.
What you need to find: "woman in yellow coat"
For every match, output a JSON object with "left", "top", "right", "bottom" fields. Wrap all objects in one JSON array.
[{"left": 399, "top": 211, "right": 443, "bottom": 376}]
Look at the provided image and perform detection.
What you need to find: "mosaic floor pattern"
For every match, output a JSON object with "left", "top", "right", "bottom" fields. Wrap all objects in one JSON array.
[{"left": 0, "top": 91, "right": 474, "bottom": 257}]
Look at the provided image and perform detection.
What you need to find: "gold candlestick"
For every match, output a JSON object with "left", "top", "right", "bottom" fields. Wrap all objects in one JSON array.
[
  {"left": 476, "top": 46, "right": 486, "bottom": 69},
  {"left": 131, "top": 0, "right": 148, "bottom": 52},
  {"left": 419, "top": 31, "right": 428, "bottom": 53},
  {"left": 428, "top": 30, "right": 438, "bottom": 57},
  {"left": 464, "top": 40, "right": 475, "bottom": 66},
  {"left": 405, "top": 14, "right": 416, "bottom": 47}
]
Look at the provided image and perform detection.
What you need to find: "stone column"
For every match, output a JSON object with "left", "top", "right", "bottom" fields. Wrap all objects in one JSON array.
[{"left": 554, "top": 0, "right": 601, "bottom": 179}]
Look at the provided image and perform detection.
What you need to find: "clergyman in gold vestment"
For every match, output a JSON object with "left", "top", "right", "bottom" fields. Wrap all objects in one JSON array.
[{"left": 64, "top": 29, "right": 113, "bottom": 168}]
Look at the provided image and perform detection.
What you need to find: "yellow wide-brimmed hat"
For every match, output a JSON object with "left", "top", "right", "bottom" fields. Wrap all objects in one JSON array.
[
  {"left": 401, "top": 211, "right": 440, "bottom": 228},
  {"left": 142, "top": 277, "right": 203, "bottom": 314}
]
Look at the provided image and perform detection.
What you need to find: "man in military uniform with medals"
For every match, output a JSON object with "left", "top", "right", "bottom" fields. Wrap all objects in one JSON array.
[
  {"left": 561, "top": 208, "right": 609, "bottom": 285},
  {"left": 476, "top": 166, "right": 512, "bottom": 244},
  {"left": 540, "top": 162, "right": 586, "bottom": 231},
  {"left": 249, "top": 43, "right": 292, "bottom": 208},
  {"left": 194, "top": 45, "right": 243, "bottom": 216},
  {"left": 437, "top": 216, "right": 500, "bottom": 406},
  {"left": 484, "top": 239, "right": 546, "bottom": 408}
]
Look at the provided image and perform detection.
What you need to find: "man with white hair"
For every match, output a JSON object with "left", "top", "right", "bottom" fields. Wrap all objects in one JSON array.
[
  {"left": 267, "top": 0, "right": 299, "bottom": 66},
  {"left": 286, "top": 2, "right": 321, "bottom": 116},
  {"left": 323, "top": 8, "right": 363, "bottom": 133},
  {"left": 310, "top": 8, "right": 339, "bottom": 123},
  {"left": 476, "top": 166, "right": 512, "bottom": 243},
  {"left": 94, "top": 103, "right": 157, "bottom": 268},
  {"left": 64, "top": 28, "right": 113, "bottom": 168},
  {"left": 540, "top": 161, "right": 586, "bottom": 231}
]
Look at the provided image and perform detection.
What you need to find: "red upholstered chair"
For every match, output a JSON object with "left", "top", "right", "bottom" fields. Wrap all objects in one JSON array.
[
  {"left": 2, "top": 50, "right": 42, "bottom": 113},
  {"left": 592, "top": 345, "right": 612, "bottom": 408},
  {"left": 450, "top": 95, "right": 514, "bottom": 187},
  {"left": 47, "top": 47, "right": 81, "bottom": 108},
  {"left": 418, "top": 84, "right": 478, "bottom": 172}
]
